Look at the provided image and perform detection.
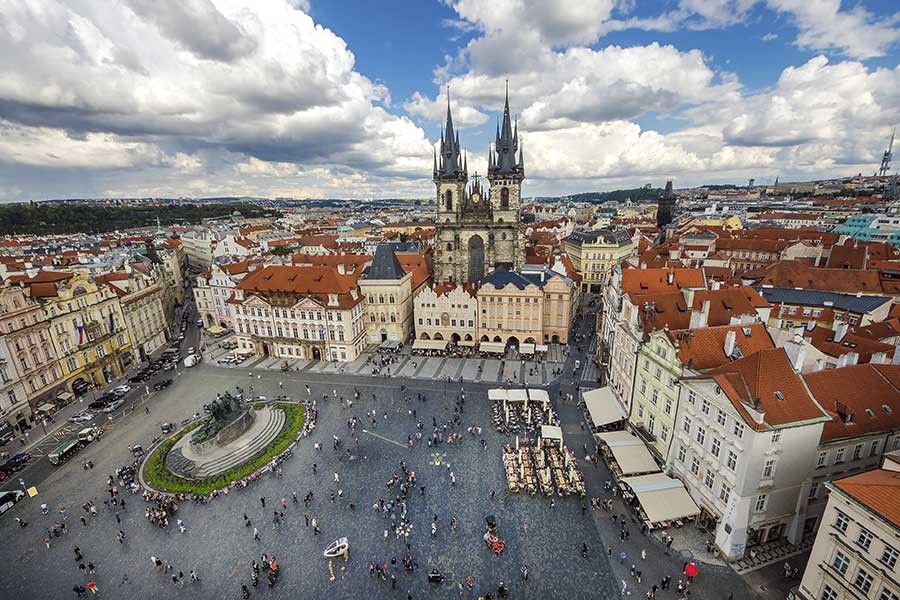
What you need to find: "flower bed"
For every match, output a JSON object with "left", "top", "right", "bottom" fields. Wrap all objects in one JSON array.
[{"left": 141, "top": 403, "right": 305, "bottom": 496}]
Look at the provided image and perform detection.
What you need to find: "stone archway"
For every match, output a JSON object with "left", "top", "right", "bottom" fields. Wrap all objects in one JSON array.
[
  {"left": 312, "top": 347, "right": 322, "bottom": 361},
  {"left": 507, "top": 336, "right": 520, "bottom": 349},
  {"left": 434, "top": 333, "right": 443, "bottom": 340},
  {"left": 421, "top": 332, "right": 431, "bottom": 340},
  {"left": 467, "top": 235, "right": 485, "bottom": 283},
  {"left": 451, "top": 333, "right": 461, "bottom": 343},
  {"left": 493, "top": 336, "right": 502, "bottom": 343},
  {"left": 480, "top": 335, "right": 489, "bottom": 342}
]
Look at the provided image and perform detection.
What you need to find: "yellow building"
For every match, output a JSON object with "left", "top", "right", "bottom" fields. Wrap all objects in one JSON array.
[
  {"left": 360, "top": 245, "right": 414, "bottom": 344},
  {"left": 97, "top": 268, "right": 168, "bottom": 361},
  {"left": 25, "top": 271, "right": 135, "bottom": 397},
  {"left": 563, "top": 229, "right": 634, "bottom": 293},
  {"left": 414, "top": 283, "right": 478, "bottom": 344}
]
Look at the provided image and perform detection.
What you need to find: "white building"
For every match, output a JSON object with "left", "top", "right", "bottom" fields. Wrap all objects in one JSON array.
[
  {"left": 795, "top": 452, "right": 900, "bottom": 600},
  {"left": 671, "top": 348, "right": 831, "bottom": 559}
]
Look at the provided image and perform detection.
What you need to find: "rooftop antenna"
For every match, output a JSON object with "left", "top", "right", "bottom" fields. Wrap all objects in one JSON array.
[{"left": 879, "top": 127, "right": 895, "bottom": 177}]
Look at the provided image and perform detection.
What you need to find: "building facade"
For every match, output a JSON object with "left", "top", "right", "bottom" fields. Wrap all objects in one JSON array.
[
  {"left": 433, "top": 90, "right": 524, "bottom": 284},
  {"left": 360, "top": 245, "right": 414, "bottom": 344},
  {"left": 796, "top": 453, "right": 900, "bottom": 600},
  {"left": 0, "top": 285, "right": 66, "bottom": 419},
  {"left": 563, "top": 229, "right": 634, "bottom": 293},
  {"left": 414, "top": 284, "right": 477, "bottom": 343},
  {"left": 230, "top": 265, "right": 367, "bottom": 362}
]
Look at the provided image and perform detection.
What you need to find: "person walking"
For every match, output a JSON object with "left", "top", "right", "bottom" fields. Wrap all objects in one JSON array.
[
  {"left": 86, "top": 581, "right": 98, "bottom": 595},
  {"left": 521, "top": 564, "right": 528, "bottom": 581},
  {"left": 190, "top": 570, "right": 199, "bottom": 584},
  {"left": 641, "top": 548, "right": 647, "bottom": 560},
  {"left": 259, "top": 497, "right": 266, "bottom": 508},
  {"left": 253, "top": 527, "right": 260, "bottom": 541}
]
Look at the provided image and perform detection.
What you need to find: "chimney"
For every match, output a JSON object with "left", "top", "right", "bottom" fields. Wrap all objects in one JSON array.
[
  {"left": 893, "top": 344, "right": 900, "bottom": 365},
  {"left": 700, "top": 299, "right": 710, "bottom": 328},
  {"left": 785, "top": 341, "right": 807, "bottom": 372},
  {"left": 640, "top": 262, "right": 647, "bottom": 270},
  {"left": 667, "top": 271, "right": 674, "bottom": 285},
  {"left": 668, "top": 246, "right": 679, "bottom": 261},
  {"left": 690, "top": 299, "right": 711, "bottom": 329},
  {"left": 845, "top": 352, "right": 859, "bottom": 366},
  {"left": 710, "top": 280, "right": 721, "bottom": 291},
  {"left": 724, "top": 330, "right": 737, "bottom": 358},
  {"left": 871, "top": 351, "right": 889, "bottom": 365},
  {"left": 813, "top": 359, "right": 825, "bottom": 372},
  {"left": 337, "top": 263, "right": 345, "bottom": 275},
  {"left": 834, "top": 322, "right": 849, "bottom": 343},
  {"left": 682, "top": 287, "right": 696, "bottom": 308}
]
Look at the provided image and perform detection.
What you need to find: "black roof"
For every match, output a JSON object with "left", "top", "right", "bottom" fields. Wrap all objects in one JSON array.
[{"left": 364, "top": 244, "right": 406, "bottom": 280}]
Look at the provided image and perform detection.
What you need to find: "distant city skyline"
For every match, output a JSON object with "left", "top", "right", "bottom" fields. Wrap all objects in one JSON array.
[{"left": 0, "top": 0, "right": 898, "bottom": 202}]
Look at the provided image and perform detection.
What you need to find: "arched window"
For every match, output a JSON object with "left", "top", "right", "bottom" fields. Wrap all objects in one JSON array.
[
  {"left": 370, "top": 314, "right": 376, "bottom": 322},
  {"left": 501, "top": 232, "right": 506, "bottom": 240},
  {"left": 388, "top": 296, "right": 395, "bottom": 304},
  {"left": 390, "top": 314, "right": 396, "bottom": 323},
  {"left": 446, "top": 242, "right": 452, "bottom": 251},
  {"left": 380, "top": 313, "right": 386, "bottom": 323},
  {"left": 444, "top": 190, "right": 453, "bottom": 211},
  {"left": 500, "top": 187, "right": 509, "bottom": 209}
]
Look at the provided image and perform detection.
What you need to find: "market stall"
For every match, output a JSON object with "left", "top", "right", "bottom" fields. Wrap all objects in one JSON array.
[
  {"left": 478, "top": 342, "right": 506, "bottom": 354},
  {"left": 620, "top": 473, "right": 700, "bottom": 529},
  {"left": 582, "top": 387, "right": 626, "bottom": 432},
  {"left": 596, "top": 431, "right": 660, "bottom": 477},
  {"left": 540, "top": 424, "right": 563, "bottom": 448},
  {"left": 527, "top": 389, "right": 550, "bottom": 405},
  {"left": 412, "top": 339, "right": 448, "bottom": 352},
  {"left": 519, "top": 343, "right": 535, "bottom": 355}
]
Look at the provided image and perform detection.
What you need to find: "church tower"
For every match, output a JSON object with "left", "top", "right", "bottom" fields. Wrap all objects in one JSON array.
[
  {"left": 434, "top": 94, "right": 467, "bottom": 226},
  {"left": 486, "top": 83, "right": 525, "bottom": 271}
]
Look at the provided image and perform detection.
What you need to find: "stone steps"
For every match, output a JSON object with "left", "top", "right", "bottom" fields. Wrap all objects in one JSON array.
[{"left": 192, "top": 408, "right": 285, "bottom": 479}]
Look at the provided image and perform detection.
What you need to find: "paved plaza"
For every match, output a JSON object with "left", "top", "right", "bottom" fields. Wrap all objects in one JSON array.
[{"left": 0, "top": 365, "right": 619, "bottom": 599}]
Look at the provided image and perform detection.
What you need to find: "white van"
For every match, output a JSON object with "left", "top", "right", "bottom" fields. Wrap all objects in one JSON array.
[{"left": 0, "top": 490, "right": 25, "bottom": 516}]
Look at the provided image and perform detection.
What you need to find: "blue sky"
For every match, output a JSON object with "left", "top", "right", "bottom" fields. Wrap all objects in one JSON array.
[{"left": 0, "top": 0, "right": 898, "bottom": 200}]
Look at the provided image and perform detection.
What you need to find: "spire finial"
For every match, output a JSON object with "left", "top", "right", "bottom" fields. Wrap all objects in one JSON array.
[{"left": 505, "top": 79, "right": 509, "bottom": 107}]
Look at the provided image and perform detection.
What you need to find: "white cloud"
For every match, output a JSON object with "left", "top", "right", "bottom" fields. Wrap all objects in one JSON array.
[
  {"left": 762, "top": 32, "right": 778, "bottom": 41},
  {"left": 766, "top": 0, "right": 900, "bottom": 59},
  {"left": 403, "top": 92, "right": 488, "bottom": 129}
]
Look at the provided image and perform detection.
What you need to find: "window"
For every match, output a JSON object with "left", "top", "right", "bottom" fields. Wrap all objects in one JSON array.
[
  {"left": 687, "top": 390, "right": 696, "bottom": 405},
  {"left": 853, "top": 568, "right": 874, "bottom": 594},
  {"left": 643, "top": 359, "right": 649, "bottom": 372},
  {"left": 763, "top": 459, "right": 777, "bottom": 479},
  {"left": 696, "top": 426, "right": 705, "bottom": 446},
  {"left": 701, "top": 398, "right": 710, "bottom": 415},
  {"left": 711, "top": 438, "right": 721, "bottom": 458},
  {"left": 654, "top": 366, "right": 662, "bottom": 380},
  {"left": 879, "top": 589, "right": 899, "bottom": 600},
  {"left": 772, "top": 431, "right": 782, "bottom": 444},
  {"left": 660, "top": 425, "right": 669, "bottom": 441},
  {"left": 637, "top": 404, "right": 644, "bottom": 419},
  {"left": 726, "top": 450, "right": 737, "bottom": 470},
  {"left": 640, "top": 380, "right": 647, "bottom": 395},
  {"left": 834, "top": 510, "right": 850, "bottom": 534},
  {"left": 719, "top": 482, "right": 731, "bottom": 504},
  {"left": 677, "top": 444, "right": 686, "bottom": 463},
  {"left": 704, "top": 471, "right": 715, "bottom": 489},
  {"left": 834, "top": 448, "right": 845, "bottom": 464},
  {"left": 816, "top": 451, "right": 828, "bottom": 468},
  {"left": 664, "top": 398, "right": 673, "bottom": 415},
  {"left": 856, "top": 527, "right": 873, "bottom": 551},
  {"left": 717, "top": 409, "right": 727, "bottom": 426},
  {"left": 820, "top": 586, "right": 838, "bottom": 600},
  {"left": 852, "top": 444, "right": 863, "bottom": 461},
  {"left": 733, "top": 422, "right": 744, "bottom": 439},
  {"left": 683, "top": 416, "right": 692, "bottom": 435},
  {"left": 651, "top": 389, "right": 658, "bottom": 405},
  {"left": 832, "top": 551, "right": 850, "bottom": 575},
  {"left": 870, "top": 440, "right": 882, "bottom": 457},
  {"left": 691, "top": 457, "right": 700, "bottom": 475},
  {"left": 881, "top": 545, "right": 899, "bottom": 569},
  {"left": 808, "top": 482, "right": 819, "bottom": 500},
  {"left": 754, "top": 494, "right": 768, "bottom": 513}
]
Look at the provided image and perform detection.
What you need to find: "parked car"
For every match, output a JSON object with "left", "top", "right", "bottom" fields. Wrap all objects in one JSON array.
[
  {"left": 101, "top": 398, "right": 124, "bottom": 413},
  {"left": 162, "top": 362, "right": 175, "bottom": 371},
  {"left": 111, "top": 385, "right": 131, "bottom": 396},
  {"left": 153, "top": 379, "right": 173, "bottom": 391},
  {"left": 69, "top": 411, "right": 95, "bottom": 424},
  {"left": 87, "top": 400, "right": 108, "bottom": 411},
  {"left": 0, "top": 453, "right": 31, "bottom": 473},
  {"left": 0, "top": 490, "right": 25, "bottom": 516},
  {"left": 77, "top": 427, "right": 103, "bottom": 443}
]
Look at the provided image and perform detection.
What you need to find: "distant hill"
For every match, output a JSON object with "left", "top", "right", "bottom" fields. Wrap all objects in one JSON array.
[
  {"left": 0, "top": 202, "right": 277, "bottom": 235},
  {"left": 538, "top": 187, "right": 665, "bottom": 204}
]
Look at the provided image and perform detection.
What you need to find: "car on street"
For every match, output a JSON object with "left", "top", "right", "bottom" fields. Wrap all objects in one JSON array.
[
  {"left": 162, "top": 362, "right": 175, "bottom": 371},
  {"left": 111, "top": 385, "right": 131, "bottom": 396},
  {"left": 0, "top": 490, "right": 25, "bottom": 516},
  {"left": 153, "top": 379, "right": 173, "bottom": 391},
  {"left": 68, "top": 411, "right": 95, "bottom": 424},
  {"left": 0, "top": 453, "right": 31, "bottom": 473},
  {"left": 87, "top": 400, "right": 108, "bottom": 411},
  {"left": 100, "top": 398, "right": 125, "bottom": 413},
  {"left": 177, "top": 334, "right": 184, "bottom": 341},
  {"left": 187, "top": 347, "right": 195, "bottom": 355}
]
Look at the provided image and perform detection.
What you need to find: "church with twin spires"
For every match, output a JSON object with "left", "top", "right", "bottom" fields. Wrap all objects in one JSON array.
[{"left": 432, "top": 87, "right": 525, "bottom": 284}]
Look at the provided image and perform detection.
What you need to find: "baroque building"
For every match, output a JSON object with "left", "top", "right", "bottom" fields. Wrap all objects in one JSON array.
[{"left": 433, "top": 88, "right": 525, "bottom": 284}]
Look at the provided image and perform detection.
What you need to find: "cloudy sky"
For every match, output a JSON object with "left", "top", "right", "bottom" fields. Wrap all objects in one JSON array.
[{"left": 0, "top": 0, "right": 898, "bottom": 201}]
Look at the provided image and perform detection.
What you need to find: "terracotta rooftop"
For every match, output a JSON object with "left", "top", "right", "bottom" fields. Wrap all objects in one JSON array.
[
  {"left": 803, "top": 325, "right": 896, "bottom": 363},
  {"left": 396, "top": 253, "right": 433, "bottom": 290},
  {"left": 697, "top": 348, "right": 830, "bottom": 430},
  {"left": 621, "top": 268, "right": 705, "bottom": 295},
  {"left": 234, "top": 265, "right": 361, "bottom": 310},
  {"left": 826, "top": 243, "right": 868, "bottom": 270},
  {"left": 854, "top": 318, "right": 900, "bottom": 341},
  {"left": 833, "top": 467, "right": 900, "bottom": 527},
  {"left": 805, "top": 364, "right": 900, "bottom": 443},
  {"left": 748, "top": 260, "right": 888, "bottom": 294},
  {"left": 667, "top": 323, "right": 775, "bottom": 371}
]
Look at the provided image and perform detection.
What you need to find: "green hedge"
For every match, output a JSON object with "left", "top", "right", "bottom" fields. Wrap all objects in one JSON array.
[{"left": 142, "top": 403, "right": 305, "bottom": 495}]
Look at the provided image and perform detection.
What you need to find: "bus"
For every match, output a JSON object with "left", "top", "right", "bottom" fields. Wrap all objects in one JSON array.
[{"left": 48, "top": 439, "right": 82, "bottom": 465}]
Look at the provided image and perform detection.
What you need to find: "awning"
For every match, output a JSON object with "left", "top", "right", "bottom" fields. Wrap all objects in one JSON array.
[
  {"left": 37, "top": 403, "right": 57, "bottom": 413},
  {"left": 56, "top": 392, "right": 74, "bottom": 402},
  {"left": 527, "top": 389, "right": 550, "bottom": 404},
  {"left": 479, "top": 342, "right": 506, "bottom": 353},
  {"left": 412, "top": 339, "right": 448, "bottom": 351},
  {"left": 534, "top": 344, "right": 549, "bottom": 352},
  {"left": 519, "top": 343, "right": 535, "bottom": 355},
  {"left": 541, "top": 424, "right": 563, "bottom": 441},
  {"left": 621, "top": 473, "right": 700, "bottom": 524},
  {"left": 457, "top": 340, "right": 476, "bottom": 347},
  {"left": 507, "top": 389, "right": 529, "bottom": 403},
  {"left": 206, "top": 325, "right": 227, "bottom": 335},
  {"left": 0, "top": 422, "right": 12, "bottom": 437},
  {"left": 582, "top": 387, "right": 626, "bottom": 428},
  {"left": 380, "top": 340, "right": 401, "bottom": 350},
  {"left": 488, "top": 389, "right": 508, "bottom": 401},
  {"left": 596, "top": 431, "right": 660, "bottom": 476}
]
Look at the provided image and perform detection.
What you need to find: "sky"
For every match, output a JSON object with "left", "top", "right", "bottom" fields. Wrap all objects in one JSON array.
[{"left": 0, "top": 0, "right": 899, "bottom": 202}]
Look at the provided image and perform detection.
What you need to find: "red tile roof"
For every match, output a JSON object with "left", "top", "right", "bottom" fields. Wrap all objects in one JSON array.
[
  {"left": 622, "top": 268, "right": 705, "bottom": 295},
  {"left": 804, "top": 364, "right": 900, "bottom": 443},
  {"left": 396, "top": 253, "right": 433, "bottom": 290},
  {"left": 666, "top": 323, "right": 775, "bottom": 371},
  {"left": 833, "top": 467, "right": 900, "bottom": 527},
  {"left": 826, "top": 243, "right": 868, "bottom": 270},
  {"left": 803, "top": 325, "right": 896, "bottom": 363},
  {"left": 234, "top": 265, "right": 361, "bottom": 310},
  {"left": 698, "top": 348, "right": 830, "bottom": 430},
  {"left": 748, "top": 260, "right": 889, "bottom": 294}
]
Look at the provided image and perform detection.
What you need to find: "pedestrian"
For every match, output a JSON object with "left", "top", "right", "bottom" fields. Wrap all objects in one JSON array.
[
  {"left": 260, "top": 496, "right": 266, "bottom": 508},
  {"left": 73, "top": 584, "right": 86, "bottom": 598},
  {"left": 86, "top": 581, "right": 98, "bottom": 595},
  {"left": 87, "top": 562, "right": 95, "bottom": 575},
  {"left": 281, "top": 498, "right": 287, "bottom": 510},
  {"left": 241, "top": 583, "right": 250, "bottom": 598},
  {"left": 172, "top": 574, "right": 180, "bottom": 587},
  {"left": 490, "top": 490, "right": 495, "bottom": 500},
  {"left": 334, "top": 472, "right": 340, "bottom": 483},
  {"left": 304, "top": 513, "right": 310, "bottom": 527},
  {"left": 641, "top": 548, "right": 646, "bottom": 560},
  {"left": 607, "top": 546, "right": 612, "bottom": 557},
  {"left": 619, "top": 551, "right": 627, "bottom": 564},
  {"left": 145, "top": 407, "right": 150, "bottom": 415},
  {"left": 521, "top": 563, "right": 528, "bottom": 581},
  {"left": 178, "top": 519, "right": 186, "bottom": 533},
  {"left": 253, "top": 527, "right": 260, "bottom": 541}
]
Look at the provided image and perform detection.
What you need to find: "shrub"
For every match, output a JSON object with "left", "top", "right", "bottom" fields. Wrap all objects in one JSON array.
[{"left": 142, "top": 403, "right": 305, "bottom": 495}]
